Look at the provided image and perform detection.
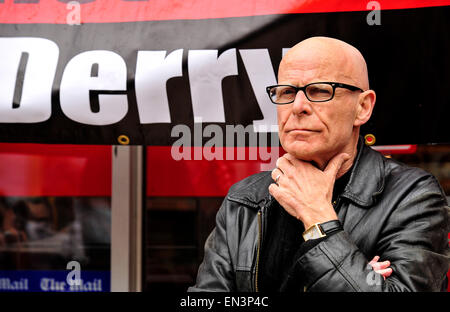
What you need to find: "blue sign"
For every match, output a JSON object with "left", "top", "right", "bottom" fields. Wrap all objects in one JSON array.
[{"left": 0, "top": 270, "right": 110, "bottom": 292}]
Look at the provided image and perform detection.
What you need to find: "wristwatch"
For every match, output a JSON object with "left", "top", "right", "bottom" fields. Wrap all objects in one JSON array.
[{"left": 302, "top": 220, "right": 343, "bottom": 241}]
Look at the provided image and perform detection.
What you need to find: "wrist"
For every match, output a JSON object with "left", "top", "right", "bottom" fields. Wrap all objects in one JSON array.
[{"left": 301, "top": 205, "right": 338, "bottom": 229}]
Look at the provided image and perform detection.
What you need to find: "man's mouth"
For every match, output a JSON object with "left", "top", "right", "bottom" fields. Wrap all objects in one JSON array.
[{"left": 286, "top": 129, "right": 320, "bottom": 133}]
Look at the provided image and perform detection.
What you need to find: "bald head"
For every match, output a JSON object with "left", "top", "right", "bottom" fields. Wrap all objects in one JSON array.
[
  {"left": 276, "top": 36, "right": 376, "bottom": 171},
  {"left": 279, "top": 37, "right": 369, "bottom": 90}
]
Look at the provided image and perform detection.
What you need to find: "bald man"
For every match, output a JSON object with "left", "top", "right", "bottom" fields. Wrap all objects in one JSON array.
[{"left": 189, "top": 37, "right": 450, "bottom": 292}]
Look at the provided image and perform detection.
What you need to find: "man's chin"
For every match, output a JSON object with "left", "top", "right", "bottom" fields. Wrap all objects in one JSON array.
[{"left": 283, "top": 141, "right": 320, "bottom": 161}]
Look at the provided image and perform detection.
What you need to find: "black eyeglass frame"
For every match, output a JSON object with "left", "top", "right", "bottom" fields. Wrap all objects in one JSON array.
[{"left": 266, "top": 82, "right": 364, "bottom": 104}]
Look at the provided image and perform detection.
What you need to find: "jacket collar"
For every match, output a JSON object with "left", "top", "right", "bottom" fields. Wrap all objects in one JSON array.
[
  {"left": 340, "top": 136, "right": 385, "bottom": 207},
  {"left": 227, "top": 136, "right": 385, "bottom": 209}
]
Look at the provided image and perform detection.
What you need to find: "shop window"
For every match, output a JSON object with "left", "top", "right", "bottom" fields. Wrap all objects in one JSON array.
[{"left": 0, "top": 144, "right": 111, "bottom": 292}]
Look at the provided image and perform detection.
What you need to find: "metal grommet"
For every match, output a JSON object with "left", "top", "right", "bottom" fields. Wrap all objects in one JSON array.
[
  {"left": 117, "top": 135, "right": 130, "bottom": 145},
  {"left": 364, "top": 134, "right": 376, "bottom": 146}
]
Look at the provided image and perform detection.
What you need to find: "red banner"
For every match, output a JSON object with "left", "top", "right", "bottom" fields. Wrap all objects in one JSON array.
[{"left": 1, "top": 0, "right": 450, "bottom": 23}]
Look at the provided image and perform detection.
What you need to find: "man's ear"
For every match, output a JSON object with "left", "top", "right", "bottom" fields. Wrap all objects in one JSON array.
[{"left": 354, "top": 90, "right": 376, "bottom": 127}]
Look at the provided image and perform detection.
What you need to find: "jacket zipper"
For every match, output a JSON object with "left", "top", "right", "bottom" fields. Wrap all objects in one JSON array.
[{"left": 255, "top": 210, "right": 262, "bottom": 292}]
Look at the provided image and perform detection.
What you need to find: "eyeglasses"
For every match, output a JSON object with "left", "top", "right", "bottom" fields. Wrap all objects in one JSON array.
[{"left": 266, "top": 82, "right": 364, "bottom": 104}]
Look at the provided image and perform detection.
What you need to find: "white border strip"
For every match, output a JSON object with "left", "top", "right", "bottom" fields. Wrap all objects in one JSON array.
[{"left": 371, "top": 145, "right": 414, "bottom": 152}]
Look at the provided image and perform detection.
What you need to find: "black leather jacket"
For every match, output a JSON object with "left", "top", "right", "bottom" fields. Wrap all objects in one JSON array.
[{"left": 189, "top": 140, "right": 450, "bottom": 292}]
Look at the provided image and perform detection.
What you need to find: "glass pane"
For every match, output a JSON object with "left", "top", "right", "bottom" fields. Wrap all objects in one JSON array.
[
  {"left": 0, "top": 143, "right": 112, "bottom": 292},
  {"left": 144, "top": 195, "right": 223, "bottom": 291}
]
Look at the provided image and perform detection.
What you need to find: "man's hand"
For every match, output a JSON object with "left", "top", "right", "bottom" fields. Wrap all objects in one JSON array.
[
  {"left": 369, "top": 256, "right": 393, "bottom": 280},
  {"left": 268, "top": 152, "right": 350, "bottom": 229}
]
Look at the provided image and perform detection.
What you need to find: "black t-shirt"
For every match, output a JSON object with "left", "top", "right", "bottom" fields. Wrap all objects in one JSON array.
[{"left": 258, "top": 164, "right": 352, "bottom": 292}]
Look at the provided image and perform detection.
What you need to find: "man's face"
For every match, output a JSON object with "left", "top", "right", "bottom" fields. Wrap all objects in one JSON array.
[{"left": 277, "top": 51, "right": 361, "bottom": 165}]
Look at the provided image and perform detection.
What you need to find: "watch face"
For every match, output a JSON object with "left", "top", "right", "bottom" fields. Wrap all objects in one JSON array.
[{"left": 303, "top": 224, "right": 326, "bottom": 241}]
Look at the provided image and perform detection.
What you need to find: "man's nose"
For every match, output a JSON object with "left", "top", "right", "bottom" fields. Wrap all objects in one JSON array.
[{"left": 291, "top": 89, "right": 312, "bottom": 116}]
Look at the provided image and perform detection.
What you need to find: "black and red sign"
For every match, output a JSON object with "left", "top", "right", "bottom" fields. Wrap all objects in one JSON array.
[{"left": 0, "top": 0, "right": 449, "bottom": 145}]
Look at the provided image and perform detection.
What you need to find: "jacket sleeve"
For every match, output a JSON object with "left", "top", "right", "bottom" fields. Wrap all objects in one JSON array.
[
  {"left": 288, "top": 175, "right": 450, "bottom": 292},
  {"left": 188, "top": 199, "right": 236, "bottom": 292}
]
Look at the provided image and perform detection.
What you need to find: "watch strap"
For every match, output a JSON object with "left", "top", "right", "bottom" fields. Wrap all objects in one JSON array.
[{"left": 319, "top": 219, "right": 343, "bottom": 235}]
